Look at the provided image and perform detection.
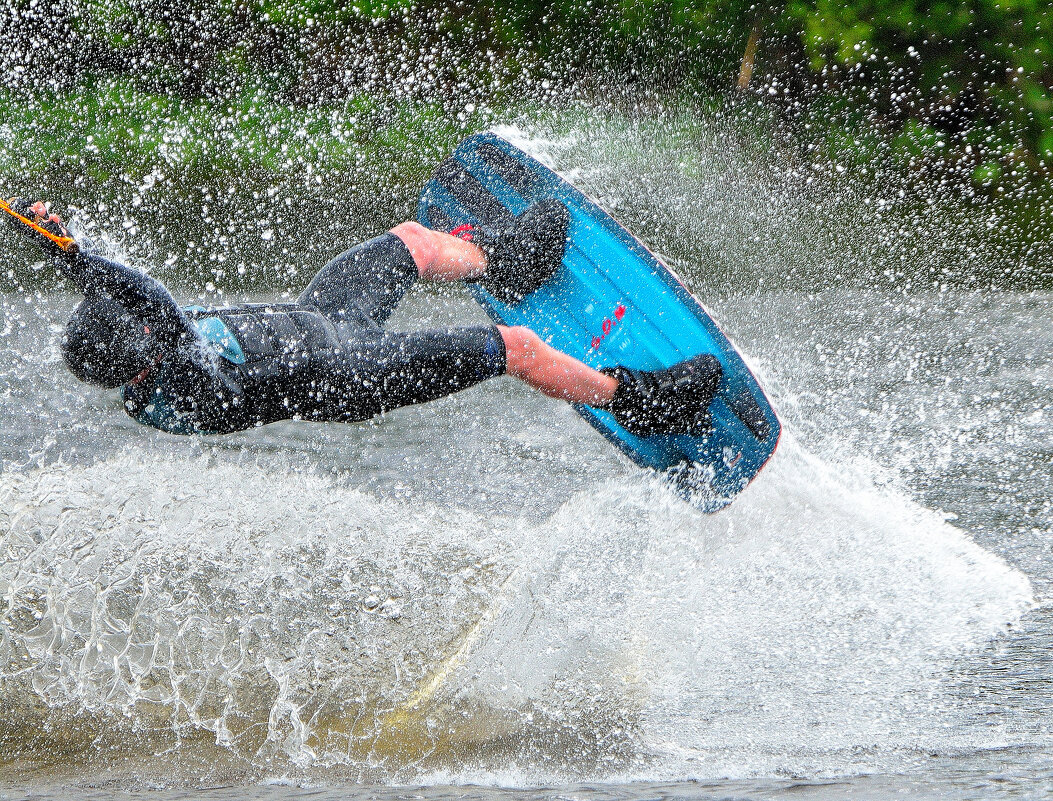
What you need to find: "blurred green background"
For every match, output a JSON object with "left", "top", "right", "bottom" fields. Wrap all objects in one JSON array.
[
  {"left": 3, "top": 0, "right": 1050, "bottom": 181},
  {"left": 0, "top": 0, "right": 1050, "bottom": 290}
]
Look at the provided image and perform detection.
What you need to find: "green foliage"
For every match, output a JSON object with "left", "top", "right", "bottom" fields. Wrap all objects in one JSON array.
[
  {"left": 0, "top": 75, "right": 492, "bottom": 291},
  {"left": 786, "top": 0, "right": 1053, "bottom": 178},
  {"left": 0, "top": 0, "right": 1049, "bottom": 182},
  {"left": 0, "top": 76, "right": 475, "bottom": 184}
]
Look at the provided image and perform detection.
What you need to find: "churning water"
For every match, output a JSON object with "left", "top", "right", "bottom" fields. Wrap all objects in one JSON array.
[{"left": 1, "top": 116, "right": 1051, "bottom": 799}]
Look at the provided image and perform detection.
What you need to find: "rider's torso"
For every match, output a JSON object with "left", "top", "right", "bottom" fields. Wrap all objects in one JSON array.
[{"left": 123, "top": 303, "right": 361, "bottom": 434}]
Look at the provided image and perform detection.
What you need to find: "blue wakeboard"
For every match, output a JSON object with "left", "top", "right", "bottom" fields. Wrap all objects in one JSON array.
[{"left": 419, "top": 132, "right": 780, "bottom": 511}]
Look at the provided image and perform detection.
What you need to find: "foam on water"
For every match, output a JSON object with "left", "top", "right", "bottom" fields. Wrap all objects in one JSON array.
[
  {"left": 410, "top": 438, "right": 1032, "bottom": 784},
  {"left": 0, "top": 451, "right": 521, "bottom": 772},
  {"left": 0, "top": 118, "right": 1045, "bottom": 793},
  {"left": 0, "top": 432, "right": 1032, "bottom": 783}
]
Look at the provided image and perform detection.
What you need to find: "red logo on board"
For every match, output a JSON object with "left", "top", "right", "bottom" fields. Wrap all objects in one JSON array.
[{"left": 591, "top": 304, "right": 626, "bottom": 350}]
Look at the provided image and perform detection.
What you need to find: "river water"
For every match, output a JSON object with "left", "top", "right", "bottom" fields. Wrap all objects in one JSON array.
[{"left": 1, "top": 118, "right": 1051, "bottom": 799}]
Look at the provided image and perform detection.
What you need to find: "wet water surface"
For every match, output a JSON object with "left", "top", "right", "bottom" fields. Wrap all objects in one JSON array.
[{"left": 1, "top": 123, "right": 1051, "bottom": 800}]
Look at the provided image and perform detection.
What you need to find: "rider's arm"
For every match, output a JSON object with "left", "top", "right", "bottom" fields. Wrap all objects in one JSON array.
[{"left": 59, "top": 251, "right": 197, "bottom": 352}]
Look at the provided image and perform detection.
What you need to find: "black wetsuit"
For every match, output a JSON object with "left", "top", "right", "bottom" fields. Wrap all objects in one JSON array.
[{"left": 61, "top": 234, "right": 507, "bottom": 434}]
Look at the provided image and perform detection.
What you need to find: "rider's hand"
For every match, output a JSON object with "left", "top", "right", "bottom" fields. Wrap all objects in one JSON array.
[{"left": 1, "top": 197, "right": 79, "bottom": 256}]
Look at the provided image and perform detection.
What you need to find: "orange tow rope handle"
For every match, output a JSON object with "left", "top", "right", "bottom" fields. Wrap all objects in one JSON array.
[{"left": 0, "top": 198, "right": 79, "bottom": 254}]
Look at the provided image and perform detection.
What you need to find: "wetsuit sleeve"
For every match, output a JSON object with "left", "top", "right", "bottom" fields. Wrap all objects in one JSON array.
[{"left": 58, "top": 251, "right": 196, "bottom": 351}]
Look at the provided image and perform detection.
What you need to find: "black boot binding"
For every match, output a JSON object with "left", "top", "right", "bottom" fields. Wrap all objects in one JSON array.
[
  {"left": 0, "top": 197, "right": 78, "bottom": 256},
  {"left": 464, "top": 199, "right": 569, "bottom": 305},
  {"left": 602, "top": 354, "right": 723, "bottom": 437}
]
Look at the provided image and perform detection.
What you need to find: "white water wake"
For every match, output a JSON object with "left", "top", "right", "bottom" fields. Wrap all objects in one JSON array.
[{"left": 0, "top": 433, "right": 1032, "bottom": 782}]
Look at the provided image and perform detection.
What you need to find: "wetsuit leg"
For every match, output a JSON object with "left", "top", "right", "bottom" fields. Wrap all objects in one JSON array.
[
  {"left": 292, "top": 231, "right": 508, "bottom": 422},
  {"left": 296, "top": 325, "right": 508, "bottom": 422},
  {"left": 298, "top": 233, "right": 418, "bottom": 327}
]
